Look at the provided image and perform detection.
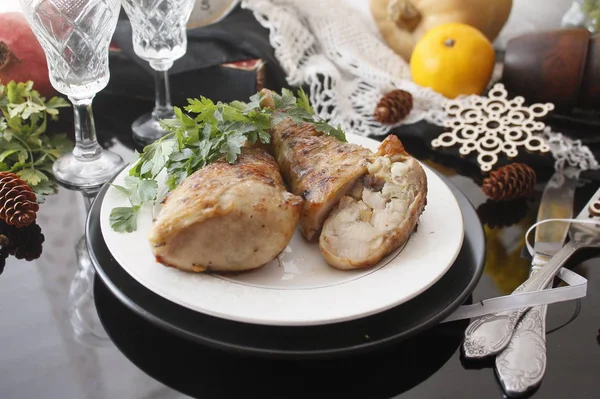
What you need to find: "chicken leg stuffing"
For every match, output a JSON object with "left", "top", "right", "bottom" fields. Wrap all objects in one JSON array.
[{"left": 319, "top": 135, "right": 427, "bottom": 269}]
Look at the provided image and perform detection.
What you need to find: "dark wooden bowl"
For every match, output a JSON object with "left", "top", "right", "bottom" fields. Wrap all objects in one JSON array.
[{"left": 502, "top": 28, "right": 590, "bottom": 111}]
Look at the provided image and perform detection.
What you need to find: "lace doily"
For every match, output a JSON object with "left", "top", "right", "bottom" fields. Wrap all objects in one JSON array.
[
  {"left": 241, "top": 0, "right": 448, "bottom": 134},
  {"left": 241, "top": 0, "right": 599, "bottom": 174}
]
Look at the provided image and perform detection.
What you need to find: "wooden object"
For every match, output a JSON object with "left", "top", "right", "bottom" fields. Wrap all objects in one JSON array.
[
  {"left": 578, "top": 33, "right": 600, "bottom": 110},
  {"left": 502, "top": 28, "right": 594, "bottom": 112}
]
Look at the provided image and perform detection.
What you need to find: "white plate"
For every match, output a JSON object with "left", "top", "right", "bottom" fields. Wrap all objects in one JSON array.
[{"left": 100, "top": 133, "right": 464, "bottom": 326}]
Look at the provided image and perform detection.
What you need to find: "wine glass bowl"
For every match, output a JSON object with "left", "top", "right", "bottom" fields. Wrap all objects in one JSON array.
[
  {"left": 121, "top": 0, "right": 196, "bottom": 145},
  {"left": 29, "top": 0, "right": 115, "bottom": 98},
  {"left": 126, "top": 0, "right": 191, "bottom": 69},
  {"left": 19, "top": 0, "right": 124, "bottom": 192}
]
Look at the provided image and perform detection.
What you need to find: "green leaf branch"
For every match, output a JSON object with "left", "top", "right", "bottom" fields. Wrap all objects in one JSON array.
[{"left": 0, "top": 80, "right": 72, "bottom": 201}]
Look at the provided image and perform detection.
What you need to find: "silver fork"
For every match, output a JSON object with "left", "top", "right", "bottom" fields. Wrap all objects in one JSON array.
[
  {"left": 494, "top": 206, "right": 600, "bottom": 395},
  {"left": 463, "top": 217, "right": 600, "bottom": 358}
]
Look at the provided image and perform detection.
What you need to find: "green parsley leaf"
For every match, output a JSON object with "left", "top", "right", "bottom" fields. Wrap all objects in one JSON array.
[
  {"left": 296, "top": 87, "right": 314, "bottom": 114},
  {"left": 109, "top": 207, "right": 139, "bottom": 233},
  {"left": 165, "top": 166, "right": 188, "bottom": 191},
  {"left": 185, "top": 97, "right": 217, "bottom": 123},
  {"left": 273, "top": 88, "right": 297, "bottom": 110},
  {"left": 121, "top": 176, "right": 158, "bottom": 207},
  {"left": 17, "top": 168, "right": 48, "bottom": 186},
  {"left": 32, "top": 179, "right": 58, "bottom": 203},
  {"left": 110, "top": 183, "right": 132, "bottom": 196},
  {"left": 230, "top": 100, "right": 249, "bottom": 112},
  {"left": 169, "top": 148, "right": 194, "bottom": 162},
  {"left": 135, "top": 180, "right": 158, "bottom": 206},
  {"left": 129, "top": 138, "right": 177, "bottom": 179},
  {"left": 284, "top": 107, "right": 314, "bottom": 126},
  {"left": 0, "top": 149, "right": 20, "bottom": 163},
  {"left": 246, "top": 92, "right": 263, "bottom": 110},
  {"left": 220, "top": 130, "right": 246, "bottom": 163},
  {"left": 45, "top": 96, "right": 70, "bottom": 111},
  {"left": 314, "top": 121, "right": 347, "bottom": 142},
  {"left": 258, "top": 130, "right": 271, "bottom": 144},
  {"left": 174, "top": 106, "right": 196, "bottom": 128}
]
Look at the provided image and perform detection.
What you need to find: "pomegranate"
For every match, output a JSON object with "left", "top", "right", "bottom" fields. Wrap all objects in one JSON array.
[{"left": 0, "top": 12, "right": 54, "bottom": 98}]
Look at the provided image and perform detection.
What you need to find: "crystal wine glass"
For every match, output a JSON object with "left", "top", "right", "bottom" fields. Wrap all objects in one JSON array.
[
  {"left": 18, "top": 0, "right": 124, "bottom": 192},
  {"left": 121, "top": 0, "right": 196, "bottom": 145}
]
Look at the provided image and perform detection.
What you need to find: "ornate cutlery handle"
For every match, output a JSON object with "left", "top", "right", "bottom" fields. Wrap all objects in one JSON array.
[
  {"left": 495, "top": 255, "right": 552, "bottom": 395},
  {"left": 463, "top": 240, "right": 581, "bottom": 359},
  {"left": 495, "top": 302, "right": 548, "bottom": 396}
]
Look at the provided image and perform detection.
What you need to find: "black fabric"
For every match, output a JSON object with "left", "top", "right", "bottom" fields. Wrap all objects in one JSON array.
[
  {"left": 390, "top": 111, "right": 600, "bottom": 186},
  {"left": 389, "top": 122, "right": 558, "bottom": 185},
  {"left": 112, "top": 6, "right": 282, "bottom": 79},
  {"left": 105, "top": 6, "right": 289, "bottom": 104}
]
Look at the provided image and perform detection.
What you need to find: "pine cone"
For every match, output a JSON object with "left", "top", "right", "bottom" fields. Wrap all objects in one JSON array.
[
  {"left": 374, "top": 89, "right": 413, "bottom": 124},
  {"left": 0, "top": 221, "right": 44, "bottom": 261},
  {"left": 482, "top": 163, "right": 536, "bottom": 201},
  {"left": 477, "top": 198, "right": 529, "bottom": 229},
  {"left": 0, "top": 172, "right": 39, "bottom": 228}
]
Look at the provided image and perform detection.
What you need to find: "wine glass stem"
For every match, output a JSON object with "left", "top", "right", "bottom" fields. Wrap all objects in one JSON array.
[
  {"left": 70, "top": 96, "right": 103, "bottom": 162},
  {"left": 153, "top": 69, "right": 174, "bottom": 119}
]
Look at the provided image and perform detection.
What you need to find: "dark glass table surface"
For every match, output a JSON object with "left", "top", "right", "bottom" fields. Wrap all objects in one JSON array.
[{"left": 1, "top": 92, "right": 599, "bottom": 399}]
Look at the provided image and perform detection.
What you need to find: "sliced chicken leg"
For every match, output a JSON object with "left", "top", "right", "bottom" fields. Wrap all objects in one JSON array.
[
  {"left": 148, "top": 147, "right": 303, "bottom": 272},
  {"left": 270, "top": 119, "right": 372, "bottom": 241},
  {"left": 319, "top": 135, "right": 428, "bottom": 269}
]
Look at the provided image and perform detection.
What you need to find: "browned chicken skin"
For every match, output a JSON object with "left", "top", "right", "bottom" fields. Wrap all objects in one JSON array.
[
  {"left": 270, "top": 119, "right": 372, "bottom": 241},
  {"left": 147, "top": 147, "right": 303, "bottom": 272}
]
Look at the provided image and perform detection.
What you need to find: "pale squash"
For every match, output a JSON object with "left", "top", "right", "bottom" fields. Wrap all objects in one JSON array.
[{"left": 370, "top": 0, "right": 512, "bottom": 61}]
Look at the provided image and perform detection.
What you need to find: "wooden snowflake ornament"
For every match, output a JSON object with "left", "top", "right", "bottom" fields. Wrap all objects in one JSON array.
[{"left": 431, "top": 83, "right": 553, "bottom": 172}]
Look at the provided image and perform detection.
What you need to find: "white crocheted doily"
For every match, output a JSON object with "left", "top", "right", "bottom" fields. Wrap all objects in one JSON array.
[{"left": 241, "top": 0, "right": 598, "bottom": 173}]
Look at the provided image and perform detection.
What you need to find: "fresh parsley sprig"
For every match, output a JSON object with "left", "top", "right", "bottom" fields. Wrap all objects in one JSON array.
[
  {"left": 109, "top": 87, "right": 347, "bottom": 232},
  {"left": 0, "top": 80, "right": 72, "bottom": 201}
]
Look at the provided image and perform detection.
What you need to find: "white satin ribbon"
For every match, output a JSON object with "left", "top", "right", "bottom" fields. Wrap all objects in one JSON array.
[{"left": 442, "top": 218, "right": 592, "bottom": 323}]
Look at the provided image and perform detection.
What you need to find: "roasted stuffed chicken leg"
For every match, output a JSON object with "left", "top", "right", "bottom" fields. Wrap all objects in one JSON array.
[
  {"left": 270, "top": 118, "right": 427, "bottom": 270},
  {"left": 148, "top": 147, "right": 303, "bottom": 272},
  {"left": 270, "top": 119, "right": 372, "bottom": 241}
]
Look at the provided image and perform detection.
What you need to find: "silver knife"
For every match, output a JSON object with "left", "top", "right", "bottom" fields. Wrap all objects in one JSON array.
[
  {"left": 494, "top": 171, "right": 578, "bottom": 395},
  {"left": 463, "top": 171, "right": 577, "bottom": 359}
]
